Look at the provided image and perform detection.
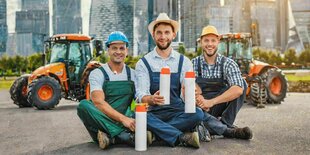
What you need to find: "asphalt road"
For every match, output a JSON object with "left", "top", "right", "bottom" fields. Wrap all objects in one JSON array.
[{"left": 0, "top": 90, "right": 309, "bottom": 155}]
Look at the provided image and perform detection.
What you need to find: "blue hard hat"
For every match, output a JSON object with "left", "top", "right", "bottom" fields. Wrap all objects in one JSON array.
[{"left": 105, "top": 31, "right": 129, "bottom": 48}]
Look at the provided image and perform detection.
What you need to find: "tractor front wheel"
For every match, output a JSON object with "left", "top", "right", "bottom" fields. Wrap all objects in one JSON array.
[
  {"left": 28, "top": 76, "right": 61, "bottom": 110},
  {"left": 10, "top": 75, "right": 32, "bottom": 107},
  {"left": 263, "top": 68, "right": 288, "bottom": 103},
  {"left": 249, "top": 82, "right": 268, "bottom": 106}
]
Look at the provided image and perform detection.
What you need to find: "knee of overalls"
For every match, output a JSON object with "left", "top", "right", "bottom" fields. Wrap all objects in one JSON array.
[
  {"left": 77, "top": 99, "right": 92, "bottom": 112},
  {"left": 192, "top": 108, "right": 204, "bottom": 122}
]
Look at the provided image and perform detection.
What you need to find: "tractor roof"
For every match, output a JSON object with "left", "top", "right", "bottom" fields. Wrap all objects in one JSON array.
[
  {"left": 220, "top": 33, "right": 251, "bottom": 39},
  {"left": 50, "top": 34, "right": 91, "bottom": 42}
]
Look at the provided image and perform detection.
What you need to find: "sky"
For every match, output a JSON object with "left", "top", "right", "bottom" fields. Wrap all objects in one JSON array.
[{"left": 7, "top": 0, "right": 91, "bottom": 35}]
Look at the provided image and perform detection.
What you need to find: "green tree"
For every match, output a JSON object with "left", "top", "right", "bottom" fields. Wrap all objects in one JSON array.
[
  {"left": 268, "top": 51, "right": 282, "bottom": 65},
  {"left": 299, "top": 48, "right": 310, "bottom": 66},
  {"left": 14, "top": 55, "right": 24, "bottom": 74},
  {"left": 0, "top": 55, "right": 9, "bottom": 79},
  {"left": 27, "top": 53, "right": 44, "bottom": 71},
  {"left": 178, "top": 44, "right": 186, "bottom": 55},
  {"left": 284, "top": 49, "right": 298, "bottom": 65}
]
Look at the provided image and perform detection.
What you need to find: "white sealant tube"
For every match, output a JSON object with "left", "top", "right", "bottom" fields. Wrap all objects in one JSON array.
[
  {"left": 135, "top": 104, "right": 147, "bottom": 151},
  {"left": 185, "top": 71, "right": 196, "bottom": 113},
  {"left": 160, "top": 67, "right": 170, "bottom": 105}
]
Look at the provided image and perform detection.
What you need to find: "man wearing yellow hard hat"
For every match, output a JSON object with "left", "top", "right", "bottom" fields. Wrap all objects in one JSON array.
[{"left": 193, "top": 25, "right": 253, "bottom": 140}]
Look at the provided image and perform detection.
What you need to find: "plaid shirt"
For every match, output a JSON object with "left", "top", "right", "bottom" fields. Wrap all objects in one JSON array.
[{"left": 192, "top": 53, "right": 245, "bottom": 88}]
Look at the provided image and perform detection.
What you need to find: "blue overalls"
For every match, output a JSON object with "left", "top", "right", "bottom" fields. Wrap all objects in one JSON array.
[
  {"left": 141, "top": 55, "right": 204, "bottom": 146},
  {"left": 196, "top": 56, "right": 246, "bottom": 128}
]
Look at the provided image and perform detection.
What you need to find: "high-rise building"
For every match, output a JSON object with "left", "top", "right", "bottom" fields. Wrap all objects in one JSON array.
[
  {"left": 181, "top": 0, "right": 219, "bottom": 50},
  {"left": 0, "top": 0, "right": 7, "bottom": 54},
  {"left": 250, "top": 0, "right": 277, "bottom": 48},
  {"left": 21, "top": 0, "right": 49, "bottom": 11},
  {"left": 133, "top": 0, "right": 148, "bottom": 55},
  {"left": 89, "top": 0, "right": 134, "bottom": 53},
  {"left": 14, "top": 0, "right": 49, "bottom": 56},
  {"left": 290, "top": 0, "right": 310, "bottom": 50},
  {"left": 53, "top": 0, "right": 82, "bottom": 34}
]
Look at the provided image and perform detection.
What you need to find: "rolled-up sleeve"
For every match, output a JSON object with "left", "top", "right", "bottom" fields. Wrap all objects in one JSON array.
[
  {"left": 89, "top": 68, "right": 104, "bottom": 93},
  {"left": 180, "top": 57, "right": 194, "bottom": 84},
  {"left": 135, "top": 60, "right": 151, "bottom": 102},
  {"left": 224, "top": 59, "right": 244, "bottom": 88}
]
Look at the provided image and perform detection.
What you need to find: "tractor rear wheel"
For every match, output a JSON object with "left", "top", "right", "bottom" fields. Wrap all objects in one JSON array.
[
  {"left": 249, "top": 82, "right": 268, "bottom": 106},
  {"left": 262, "top": 68, "right": 288, "bottom": 104},
  {"left": 10, "top": 75, "right": 32, "bottom": 107},
  {"left": 28, "top": 76, "right": 61, "bottom": 110}
]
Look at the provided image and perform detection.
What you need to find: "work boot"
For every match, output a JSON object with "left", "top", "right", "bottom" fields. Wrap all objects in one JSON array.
[
  {"left": 179, "top": 132, "right": 200, "bottom": 148},
  {"left": 97, "top": 130, "right": 110, "bottom": 149},
  {"left": 147, "top": 130, "right": 155, "bottom": 145},
  {"left": 115, "top": 131, "right": 135, "bottom": 147},
  {"left": 196, "top": 123, "right": 211, "bottom": 142},
  {"left": 223, "top": 127, "right": 253, "bottom": 140}
]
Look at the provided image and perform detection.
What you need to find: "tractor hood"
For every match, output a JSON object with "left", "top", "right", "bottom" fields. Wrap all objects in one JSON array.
[
  {"left": 29, "top": 63, "right": 66, "bottom": 81},
  {"left": 252, "top": 60, "right": 270, "bottom": 66}
]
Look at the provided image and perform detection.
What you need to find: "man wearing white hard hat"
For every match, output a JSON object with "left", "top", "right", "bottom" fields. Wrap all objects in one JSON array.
[
  {"left": 135, "top": 13, "right": 204, "bottom": 148},
  {"left": 193, "top": 25, "right": 253, "bottom": 140}
]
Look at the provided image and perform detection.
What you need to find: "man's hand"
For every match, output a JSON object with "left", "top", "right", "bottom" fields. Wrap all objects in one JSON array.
[
  {"left": 196, "top": 94, "right": 214, "bottom": 111},
  {"left": 121, "top": 117, "right": 135, "bottom": 132},
  {"left": 152, "top": 90, "right": 165, "bottom": 105}
]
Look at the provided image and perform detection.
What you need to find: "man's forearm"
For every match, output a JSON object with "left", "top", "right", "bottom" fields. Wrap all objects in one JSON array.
[
  {"left": 94, "top": 100, "right": 128, "bottom": 123},
  {"left": 211, "top": 86, "right": 243, "bottom": 105}
]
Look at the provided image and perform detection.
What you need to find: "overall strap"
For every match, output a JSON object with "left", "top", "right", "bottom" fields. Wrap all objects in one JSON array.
[
  {"left": 125, "top": 65, "right": 131, "bottom": 81},
  {"left": 197, "top": 56, "right": 202, "bottom": 77},
  {"left": 99, "top": 67, "right": 109, "bottom": 81},
  {"left": 177, "top": 55, "right": 184, "bottom": 74},
  {"left": 220, "top": 57, "right": 227, "bottom": 80},
  {"left": 141, "top": 57, "right": 153, "bottom": 83}
]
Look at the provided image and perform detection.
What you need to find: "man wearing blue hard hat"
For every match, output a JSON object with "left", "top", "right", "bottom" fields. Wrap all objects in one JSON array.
[{"left": 77, "top": 31, "right": 141, "bottom": 149}]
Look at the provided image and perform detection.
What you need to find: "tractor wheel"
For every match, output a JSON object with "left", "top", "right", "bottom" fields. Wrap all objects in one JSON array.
[
  {"left": 9, "top": 75, "right": 32, "bottom": 107},
  {"left": 249, "top": 82, "right": 267, "bottom": 106},
  {"left": 28, "top": 76, "right": 61, "bottom": 110},
  {"left": 262, "top": 68, "right": 288, "bottom": 104}
]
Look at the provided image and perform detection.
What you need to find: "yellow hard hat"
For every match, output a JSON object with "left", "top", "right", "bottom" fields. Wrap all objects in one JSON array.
[{"left": 200, "top": 25, "right": 219, "bottom": 37}]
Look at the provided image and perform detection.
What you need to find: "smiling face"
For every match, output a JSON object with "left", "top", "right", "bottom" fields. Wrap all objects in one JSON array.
[
  {"left": 152, "top": 23, "right": 176, "bottom": 50},
  {"left": 200, "top": 34, "right": 220, "bottom": 57},
  {"left": 108, "top": 42, "right": 128, "bottom": 64}
]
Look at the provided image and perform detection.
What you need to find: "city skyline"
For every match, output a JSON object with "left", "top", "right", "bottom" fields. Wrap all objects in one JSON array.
[
  {"left": 6, "top": 0, "right": 91, "bottom": 35},
  {"left": 2, "top": 0, "right": 310, "bottom": 56}
]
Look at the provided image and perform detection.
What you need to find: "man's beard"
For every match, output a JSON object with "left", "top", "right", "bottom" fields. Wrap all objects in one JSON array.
[
  {"left": 156, "top": 41, "right": 172, "bottom": 50},
  {"left": 204, "top": 48, "right": 217, "bottom": 57}
]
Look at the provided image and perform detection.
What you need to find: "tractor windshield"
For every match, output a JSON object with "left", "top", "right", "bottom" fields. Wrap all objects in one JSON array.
[
  {"left": 50, "top": 43, "right": 67, "bottom": 63},
  {"left": 228, "top": 39, "right": 252, "bottom": 60}
]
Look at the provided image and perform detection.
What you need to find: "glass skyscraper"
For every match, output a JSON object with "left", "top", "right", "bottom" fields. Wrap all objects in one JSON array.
[
  {"left": 0, "top": 0, "right": 7, "bottom": 54},
  {"left": 14, "top": 0, "right": 49, "bottom": 56},
  {"left": 53, "top": 0, "right": 82, "bottom": 34}
]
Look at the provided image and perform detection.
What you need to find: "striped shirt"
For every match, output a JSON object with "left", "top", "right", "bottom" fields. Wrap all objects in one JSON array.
[
  {"left": 135, "top": 48, "right": 193, "bottom": 102},
  {"left": 191, "top": 53, "right": 245, "bottom": 88}
]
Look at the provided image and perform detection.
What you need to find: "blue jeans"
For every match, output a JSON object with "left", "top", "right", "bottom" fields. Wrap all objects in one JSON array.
[
  {"left": 208, "top": 85, "right": 246, "bottom": 128},
  {"left": 147, "top": 106, "right": 204, "bottom": 146},
  {"left": 203, "top": 111, "right": 228, "bottom": 135}
]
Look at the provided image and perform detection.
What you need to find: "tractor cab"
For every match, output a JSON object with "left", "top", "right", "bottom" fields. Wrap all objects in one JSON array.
[
  {"left": 48, "top": 34, "right": 93, "bottom": 84},
  {"left": 218, "top": 33, "right": 253, "bottom": 74}
]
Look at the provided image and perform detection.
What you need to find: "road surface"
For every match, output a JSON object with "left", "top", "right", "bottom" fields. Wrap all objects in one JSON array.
[{"left": 0, "top": 90, "right": 309, "bottom": 155}]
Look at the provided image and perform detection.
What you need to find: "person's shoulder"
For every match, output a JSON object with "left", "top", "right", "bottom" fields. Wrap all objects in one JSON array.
[
  {"left": 220, "top": 55, "right": 238, "bottom": 67},
  {"left": 91, "top": 64, "right": 105, "bottom": 74},
  {"left": 191, "top": 55, "right": 200, "bottom": 62}
]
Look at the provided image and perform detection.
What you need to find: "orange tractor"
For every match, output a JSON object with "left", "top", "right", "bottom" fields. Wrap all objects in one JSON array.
[
  {"left": 218, "top": 33, "right": 288, "bottom": 108},
  {"left": 10, "top": 34, "right": 103, "bottom": 109}
]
